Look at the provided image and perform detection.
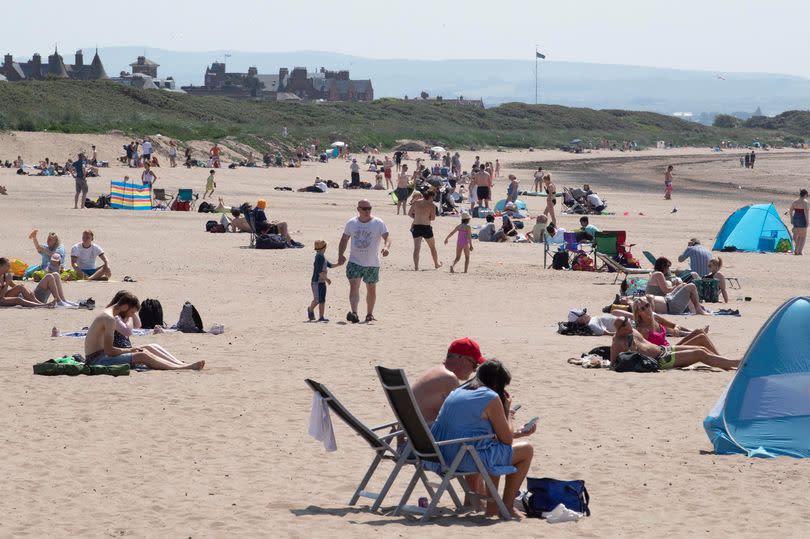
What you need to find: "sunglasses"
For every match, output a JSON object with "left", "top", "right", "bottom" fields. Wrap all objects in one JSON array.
[{"left": 358, "top": 206, "right": 372, "bottom": 211}]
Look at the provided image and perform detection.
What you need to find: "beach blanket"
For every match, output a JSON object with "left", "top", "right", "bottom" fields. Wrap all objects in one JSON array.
[
  {"left": 33, "top": 355, "right": 130, "bottom": 376},
  {"left": 109, "top": 181, "right": 151, "bottom": 210},
  {"left": 58, "top": 328, "right": 176, "bottom": 337}
]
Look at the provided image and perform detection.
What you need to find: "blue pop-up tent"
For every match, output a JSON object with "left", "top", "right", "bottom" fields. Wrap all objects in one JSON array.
[
  {"left": 704, "top": 296, "right": 810, "bottom": 458},
  {"left": 712, "top": 203, "right": 792, "bottom": 252}
]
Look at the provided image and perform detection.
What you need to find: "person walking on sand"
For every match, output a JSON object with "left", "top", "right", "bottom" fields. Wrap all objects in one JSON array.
[
  {"left": 210, "top": 143, "right": 221, "bottom": 168},
  {"left": 383, "top": 155, "right": 394, "bottom": 191},
  {"left": 445, "top": 211, "right": 473, "bottom": 273},
  {"left": 473, "top": 165, "right": 492, "bottom": 208},
  {"left": 203, "top": 170, "right": 216, "bottom": 199},
  {"left": 542, "top": 173, "right": 557, "bottom": 223},
  {"left": 337, "top": 199, "right": 390, "bottom": 323},
  {"left": 790, "top": 189, "right": 809, "bottom": 255},
  {"left": 83, "top": 291, "right": 204, "bottom": 370},
  {"left": 409, "top": 188, "right": 442, "bottom": 271},
  {"left": 168, "top": 140, "right": 178, "bottom": 167},
  {"left": 664, "top": 165, "right": 674, "bottom": 200},
  {"left": 71, "top": 152, "right": 89, "bottom": 210},
  {"left": 395, "top": 164, "right": 410, "bottom": 215}
]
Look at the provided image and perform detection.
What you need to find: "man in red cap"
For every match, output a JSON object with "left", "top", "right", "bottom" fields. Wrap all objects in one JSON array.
[{"left": 411, "top": 337, "right": 486, "bottom": 423}]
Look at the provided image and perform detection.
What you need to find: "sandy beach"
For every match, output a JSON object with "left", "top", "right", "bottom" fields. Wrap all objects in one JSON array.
[{"left": 1, "top": 135, "right": 809, "bottom": 537}]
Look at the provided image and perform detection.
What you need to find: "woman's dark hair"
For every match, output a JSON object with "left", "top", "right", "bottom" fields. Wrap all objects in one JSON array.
[
  {"left": 485, "top": 214, "right": 495, "bottom": 223},
  {"left": 654, "top": 257, "right": 671, "bottom": 272},
  {"left": 0, "top": 257, "right": 8, "bottom": 266},
  {"left": 107, "top": 290, "right": 140, "bottom": 309},
  {"left": 801, "top": 189, "right": 808, "bottom": 198},
  {"left": 580, "top": 216, "right": 589, "bottom": 225},
  {"left": 231, "top": 208, "right": 241, "bottom": 217},
  {"left": 547, "top": 223, "right": 557, "bottom": 235},
  {"left": 466, "top": 359, "right": 511, "bottom": 400}
]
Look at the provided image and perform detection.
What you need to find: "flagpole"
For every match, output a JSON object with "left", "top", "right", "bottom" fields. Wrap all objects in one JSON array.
[{"left": 535, "top": 47, "right": 538, "bottom": 105}]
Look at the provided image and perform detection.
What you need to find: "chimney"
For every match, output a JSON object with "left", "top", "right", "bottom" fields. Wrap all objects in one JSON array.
[
  {"left": 248, "top": 66, "right": 257, "bottom": 77},
  {"left": 3, "top": 53, "right": 11, "bottom": 68},
  {"left": 75, "top": 49, "right": 83, "bottom": 67},
  {"left": 137, "top": 56, "right": 145, "bottom": 65}
]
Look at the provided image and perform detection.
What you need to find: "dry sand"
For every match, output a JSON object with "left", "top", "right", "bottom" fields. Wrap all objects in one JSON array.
[{"left": 1, "top": 138, "right": 809, "bottom": 537}]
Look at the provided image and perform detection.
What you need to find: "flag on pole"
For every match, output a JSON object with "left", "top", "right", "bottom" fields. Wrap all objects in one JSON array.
[
  {"left": 109, "top": 181, "right": 152, "bottom": 210},
  {"left": 536, "top": 51, "right": 546, "bottom": 59}
]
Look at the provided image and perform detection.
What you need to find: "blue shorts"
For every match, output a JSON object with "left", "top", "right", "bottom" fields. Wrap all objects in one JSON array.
[
  {"left": 88, "top": 353, "right": 133, "bottom": 366},
  {"left": 311, "top": 282, "right": 327, "bottom": 304},
  {"left": 80, "top": 268, "right": 96, "bottom": 277}
]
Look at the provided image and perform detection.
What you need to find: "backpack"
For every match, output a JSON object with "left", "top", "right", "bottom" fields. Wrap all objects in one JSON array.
[
  {"left": 176, "top": 302, "right": 204, "bottom": 333},
  {"left": 522, "top": 477, "right": 591, "bottom": 518},
  {"left": 198, "top": 201, "right": 214, "bottom": 213},
  {"left": 552, "top": 250, "right": 570, "bottom": 270},
  {"left": 139, "top": 298, "right": 164, "bottom": 329},
  {"left": 776, "top": 238, "right": 792, "bottom": 253},
  {"left": 612, "top": 351, "right": 659, "bottom": 373},
  {"left": 205, "top": 219, "right": 222, "bottom": 232},
  {"left": 255, "top": 233, "right": 287, "bottom": 249}
]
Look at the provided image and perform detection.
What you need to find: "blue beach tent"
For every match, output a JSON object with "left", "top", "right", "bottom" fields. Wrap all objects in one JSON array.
[
  {"left": 704, "top": 297, "right": 810, "bottom": 458},
  {"left": 712, "top": 203, "right": 792, "bottom": 252}
]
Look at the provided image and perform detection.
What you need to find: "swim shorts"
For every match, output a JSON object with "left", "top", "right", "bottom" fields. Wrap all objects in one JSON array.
[
  {"left": 395, "top": 187, "right": 409, "bottom": 202},
  {"left": 384, "top": 168, "right": 392, "bottom": 179},
  {"left": 657, "top": 345, "right": 676, "bottom": 370},
  {"left": 346, "top": 261, "right": 380, "bottom": 284},
  {"left": 34, "top": 286, "right": 51, "bottom": 304},
  {"left": 87, "top": 352, "right": 133, "bottom": 366},
  {"left": 80, "top": 268, "right": 96, "bottom": 278},
  {"left": 411, "top": 224, "right": 434, "bottom": 239},
  {"left": 792, "top": 212, "right": 808, "bottom": 228},
  {"left": 476, "top": 186, "right": 491, "bottom": 200},
  {"left": 311, "top": 282, "right": 327, "bottom": 304}
]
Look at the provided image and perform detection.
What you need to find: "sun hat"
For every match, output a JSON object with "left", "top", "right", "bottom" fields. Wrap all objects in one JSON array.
[
  {"left": 50, "top": 253, "right": 61, "bottom": 263},
  {"left": 568, "top": 308, "right": 587, "bottom": 322},
  {"left": 256, "top": 199, "right": 267, "bottom": 209},
  {"left": 448, "top": 337, "right": 486, "bottom": 365},
  {"left": 314, "top": 240, "right": 327, "bottom": 251}
]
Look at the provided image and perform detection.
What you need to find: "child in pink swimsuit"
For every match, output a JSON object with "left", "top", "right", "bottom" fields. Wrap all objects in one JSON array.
[{"left": 444, "top": 212, "right": 474, "bottom": 273}]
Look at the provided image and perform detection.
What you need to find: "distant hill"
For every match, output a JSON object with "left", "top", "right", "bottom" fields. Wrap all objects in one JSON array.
[
  {"left": 744, "top": 110, "right": 810, "bottom": 134},
  {"left": 75, "top": 46, "right": 810, "bottom": 114},
  {"left": 0, "top": 80, "right": 797, "bottom": 151}
]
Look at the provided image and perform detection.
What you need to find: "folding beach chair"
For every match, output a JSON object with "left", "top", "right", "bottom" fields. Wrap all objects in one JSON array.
[
  {"left": 375, "top": 366, "right": 511, "bottom": 522},
  {"left": 595, "top": 252, "right": 652, "bottom": 284},
  {"left": 177, "top": 188, "right": 199, "bottom": 210},
  {"left": 242, "top": 204, "right": 259, "bottom": 248},
  {"left": 305, "top": 379, "right": 426, "bottom": 512},
  {"left": 643, "top": 250, "right": 740, "bottom": 288},
  {"left": 151, "top": 188, "right": 173, "bottom": 209},
  {"left": 562, "top": 187, "right": 588, "bottom": 214}
]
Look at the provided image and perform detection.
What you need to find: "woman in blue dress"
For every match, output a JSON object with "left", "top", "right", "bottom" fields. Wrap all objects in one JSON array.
[{"left": 431, "top": 360, "right": 535, "bottom": 519}]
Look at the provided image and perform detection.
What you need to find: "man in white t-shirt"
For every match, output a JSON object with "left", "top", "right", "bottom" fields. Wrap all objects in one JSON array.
[
  {"left": 586, "top": 192, "right": 605, "bottom": 213},
  {"left": 70, "top": 229, "right": 111, "bottom": 281},
  {"left": 338, "top": 199, "right": 391, "bottom": 323},
  {"left": 569, "top": 308, "right": 620, "bottom": 336},
  {"left": 141, "top": 139, "right": 153, "bottom": 162},
  {"left": 349, "top": 158, "right": 361, "bottom": 187}
]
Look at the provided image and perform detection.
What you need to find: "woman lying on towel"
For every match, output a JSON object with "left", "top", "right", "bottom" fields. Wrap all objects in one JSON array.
[
  {"left": 106, "top": 291, "right": 187, "bottom": 367},
  {"left": 632, "top": 297, "right": 720, "bottom": 353}
]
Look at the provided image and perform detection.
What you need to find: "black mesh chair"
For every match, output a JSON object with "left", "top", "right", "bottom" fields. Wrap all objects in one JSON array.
[
  {"left": 305, "top": 379, "right": 428, "bottom": 512},
  {"left": 375, "top": 366, "right": 511, "bottom": 522},
  {"left": 241, "top": 204, "right": 258, "bottom": 248}
]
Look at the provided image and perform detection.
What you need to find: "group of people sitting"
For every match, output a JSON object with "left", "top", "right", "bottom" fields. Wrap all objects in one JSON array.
[
  {"left": 0, "top": 229, "right": 113, "bottom": 308},
  {"left": 407, "top": 338, "right": 535, "bottom": 519}
]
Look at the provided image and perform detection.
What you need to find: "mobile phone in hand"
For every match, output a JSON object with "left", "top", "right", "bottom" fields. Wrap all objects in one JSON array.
[{"left": 521, "top": 416, "right": 539, "bottom": 433}]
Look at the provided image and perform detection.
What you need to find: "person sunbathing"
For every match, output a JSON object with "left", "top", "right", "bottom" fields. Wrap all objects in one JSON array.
[
  {"left": 0, "top": 185, "right": 7, "bottom": 195},
  {"left": 610, "top": 316, "right": 738, "bottom": 370},
  {"left": 107, "top": 291, "right": 186, "bottom": 367},
  {"left": 226, "top": 208, "right": 252, "bottom": 233},
  {"left": 0, "top": 257, "right": 59, "bottom": 308},
  {"left": 645, "top": 257, "right": 708, "bottom": 315},
  {"left": 631, "top": 297, "right": 719, "bottom": 352},
  {"left": 84, "top": 291, "right": 204, "bottom": 370}
]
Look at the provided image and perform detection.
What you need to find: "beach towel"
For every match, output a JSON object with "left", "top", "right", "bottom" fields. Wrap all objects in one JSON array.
[
  {"left": 109, "top": 181, "right": 151, "bottom": 210},
  {"left": 58, "top": 328, "right": 174, "bottom": 337},
  {"left": 33, "top": 355, "right": 130, "bottom": 376},
  {"left": 308, "top": 392, "right": 336, "bottom": 451}
]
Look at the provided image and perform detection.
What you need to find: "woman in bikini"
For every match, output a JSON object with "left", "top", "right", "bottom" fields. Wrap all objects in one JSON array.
[
  {"left": 0, "top": 257, "right": 60, "bottom": 308},
  {"left": 645, "top": 257, "right": 708, "bottom": 315},
  {"left": 632, "top": 297, "right": 719, "bottom": 353},
  {"left": 790, "top": 188, "right": 809, "bottom": 255},
  {"left": 664, "top": 165, "right": 674, "bottom": 200},
  {"left": 542, "top": 174, "right": 557, "bottom": 224}
]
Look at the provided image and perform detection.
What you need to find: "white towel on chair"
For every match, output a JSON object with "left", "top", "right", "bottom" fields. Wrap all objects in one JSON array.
[{"left": 308, "top": 392, "right": 337, "bottom": 451}]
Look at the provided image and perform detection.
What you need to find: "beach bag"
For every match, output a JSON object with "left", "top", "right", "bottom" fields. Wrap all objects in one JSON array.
[
  {"left": 612, "top": 351, "right": 659, "bottom": 373},
  {"left": 177, "top": 302, "right": 204, "bottom": 333},
  {"left": 571, "top": 251, "right": 594, "bottom": 272},
  {"left": 139, "top": 298, "right": 164, "bottom": 329},
  {"left": 776, "top": 238, "right": 792, "bottom": 253},
  {"left": 9, "top": 258, "right": 28, "bottom": 278},
  {"left": 255, "top": 233, "right": 287, "bottom": 250},
  {"left": 552, "top": 250, "right": 570, "bottom": 270},
  {"left": 694, "top": 278, "right": 720, "bottom": 303},
  {"left": 198, "top": 201, "right": 214, "bottom": 213},
  {"left": 523, "top": 477, "right": 590, "bottom": 518},
  {"left": 625, "top": 276, "right": 649, "bottom": 297},
  {"left": 205, "top": 219, "right": 228, "bottom": 233},
  {"left": 171, "top": 199, "right": 191, "bottom": 211}
]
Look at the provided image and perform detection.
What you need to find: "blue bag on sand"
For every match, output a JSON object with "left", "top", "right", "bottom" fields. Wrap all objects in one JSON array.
[{"left": 523, "top": 477, "right": 590, "bottom": 517}]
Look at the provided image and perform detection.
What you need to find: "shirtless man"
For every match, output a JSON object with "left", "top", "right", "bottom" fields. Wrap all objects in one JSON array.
[
  {"left": 473, "top": 166, "right": 492, "bottom": 208},
  {"left": 226, "top": 208, "right": 251, "bottom": 233},
  {"left": 610, "top": 317, "right": 739, "bottom": 371},
  {"left": 408, "top": 189, "right": 442, "bottom": 270},
  {"left": 83, "top": 291, "right": 204, "bottom": 370},
  {"left": 412, "top": 337, "right": 486, "bottom": 422},
  {"left": 383, "top": 155, "right": 394, "bottom": 191},
  {"left": 395, "top": 164, "right": 410, "bottom": 215}
]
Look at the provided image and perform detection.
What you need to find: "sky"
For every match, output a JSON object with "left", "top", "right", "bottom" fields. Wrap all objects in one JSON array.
[{"left": 7, "top": 0, "right": 810, "bottom": 77}]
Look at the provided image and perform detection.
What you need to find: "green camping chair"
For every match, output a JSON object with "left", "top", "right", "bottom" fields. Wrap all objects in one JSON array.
[{"left": 177, "top": 188, "right": 199, "bottom": 210}]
